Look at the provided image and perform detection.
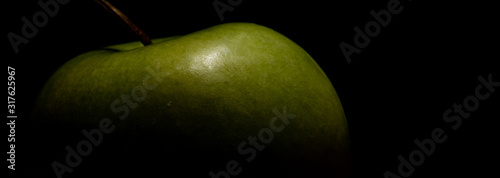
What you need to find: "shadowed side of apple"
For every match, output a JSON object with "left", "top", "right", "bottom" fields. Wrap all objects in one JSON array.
[{"left": 32, "top": 22, "right": 350, "bottom": 178}]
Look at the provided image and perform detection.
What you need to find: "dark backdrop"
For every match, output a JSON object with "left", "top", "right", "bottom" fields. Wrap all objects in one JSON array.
[{"left": 4, "top": 0, "right": 498, "bottom": 178}]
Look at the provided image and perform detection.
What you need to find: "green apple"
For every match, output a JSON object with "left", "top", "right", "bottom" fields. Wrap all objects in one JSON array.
[{"left": 33, "top": 23, "right": 350, "bottom": 177}]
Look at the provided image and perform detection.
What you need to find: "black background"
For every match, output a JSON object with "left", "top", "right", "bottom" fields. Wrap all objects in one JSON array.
[{"left": 4, "top": 0, "right": 498, "bottom": 178}]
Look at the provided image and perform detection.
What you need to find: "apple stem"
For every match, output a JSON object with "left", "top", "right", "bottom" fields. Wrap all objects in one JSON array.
[{"left": 94, "top": 0, "right": 153, "bottom": 46}]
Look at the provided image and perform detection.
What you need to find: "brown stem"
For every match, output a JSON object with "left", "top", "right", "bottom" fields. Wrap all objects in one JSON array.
[{"left": 94, "top": 0, "right": 153, "bottom": 46}]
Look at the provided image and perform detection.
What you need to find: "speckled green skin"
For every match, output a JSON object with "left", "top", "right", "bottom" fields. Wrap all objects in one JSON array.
[{"left": 33, "top": 23, "right": 350, "bottom": 177}]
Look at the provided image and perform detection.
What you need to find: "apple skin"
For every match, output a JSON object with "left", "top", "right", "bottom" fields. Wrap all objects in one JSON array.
[{"left": 33, "top": 23, "right": 350, "bottom": 177}]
